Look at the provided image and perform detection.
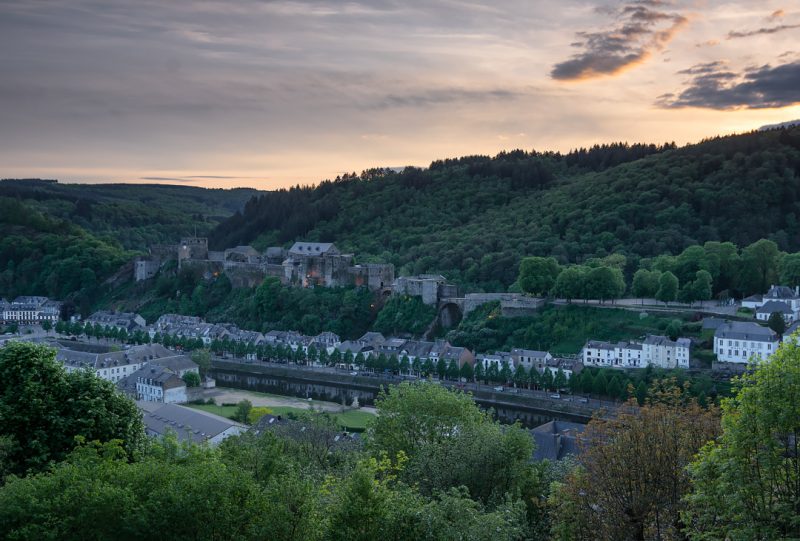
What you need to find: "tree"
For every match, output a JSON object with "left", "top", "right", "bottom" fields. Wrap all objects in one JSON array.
[
  {"left": 518, "top": 257, "right": 561, "bottom": 296},
  {"left": 579, "top": 369, "right": 594, "bottom": 394},
  {"left": 499, "top": 362, "right": 512, "bottom": 383},
  {"left": 436, "top": 358, "right": 447, "bottom": 379},
  {"left": 655, "top": 271, "right": 678, "bottom": 304},
  {"left": 779, "top": 252, "right": 800, "bottom": 286},
  {"left": 541, "top": 368, "right": 554, "bottom": 391},
  {"left": 553, "top": 368, "right": 567, "bottom": 391},
  {"left": 446, "top": 359, "right": 459, "bottom": 380},
  {"left": 665, "top": 319, "right": 682, "bottom": 341},
  {"left": 234, "top": 399, "right": 253, "bottom": 424},
  {"left": 0, "top": 342, "right": 145, "bottom": 476},
  {"left": 368, "top": 382, "right": 487, "bottom": 462},
  {"left": 473, "top": 361, "right": 485, "bottom": 382},
  {"left": 631, "top": 269, "right": 661, "bottom": 302},
  {"left": 190, "top": 348, "right": 212, "bottom": 377},
  {"left": 592, "top": 370, "right": 608, "bottom": 397},
  {"left": 552, "top": 266, "right": 586, "bottom": 302},
  {"left": 550, "top": 401, "right": 720, "bottom": 540},
  {"left": 767, "top": 311, "right": 786, "bottom": 335},
  {"left": 182, "top": 371, "right": 201, "bottom": 387},
  {"left": 459, "top": 361, "right": 473, "bottom": 381},
  {"left": 41, "top": 320, "right": 52, "bottom": 333},
  {"left": 584, "top": 266, "right": 626, "bottom": 303},
  {"left": 513, "top": 364, "right": 528, "bottom": 387},
  {"left": 606, "top": 375, "right": 622, "bottom": 400},
  {"left": 683, "top": 340, "right": 800, "bottom": 539},
  {"left": 739, "top": 239, "right": 780, "bottom": 295}
]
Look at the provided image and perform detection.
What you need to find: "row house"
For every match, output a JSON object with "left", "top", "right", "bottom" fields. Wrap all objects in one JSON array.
[
  {"left": 581, "top": 335, "right": 690, "bottom": 369},
  {"left": 714, "top": 321, "right": 779, "bottom": 364},
  {"left": 86, "top": 310, "right": 147, "bottom": 333},
  {"left": 1, "top": 296, "right": 61, "bottom": 324}
]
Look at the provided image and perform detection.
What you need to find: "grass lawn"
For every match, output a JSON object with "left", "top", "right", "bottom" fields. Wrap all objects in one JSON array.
[{"left": 185, "top": 403, "right": 374, "bottom": 431}]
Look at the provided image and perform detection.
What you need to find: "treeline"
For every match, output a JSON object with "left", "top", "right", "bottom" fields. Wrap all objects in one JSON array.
[
  {"left": 0, "top": 179, "right": 259, "bottom": 250},
  {"left": 3, "top": 339, "right": 799, "bottom": 539},
  {"left": 0, "top": 198, "right": 130, "bottom": 310},
  {"left": 518, "top": 238, "right": 800, "bottom": 302},
  {"left": 210, "top": 127, "right": 800, "bottom": 291}
]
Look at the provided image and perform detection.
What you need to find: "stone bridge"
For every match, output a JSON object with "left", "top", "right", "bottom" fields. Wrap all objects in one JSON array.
[{"left": 436, "top": 294, "right": 545, "bottom": 329}]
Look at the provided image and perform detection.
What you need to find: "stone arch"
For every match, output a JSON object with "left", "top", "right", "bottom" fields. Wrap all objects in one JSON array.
[{"left": 438, "top": 302, "right": 463, "bottom": 329}]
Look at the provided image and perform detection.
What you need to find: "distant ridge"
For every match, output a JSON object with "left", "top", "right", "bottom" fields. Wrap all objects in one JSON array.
[{"left": 760, "top": 119, "right": 800, "bottom": 131}]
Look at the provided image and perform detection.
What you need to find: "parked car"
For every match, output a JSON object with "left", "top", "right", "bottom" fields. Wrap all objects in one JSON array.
[
  {"left": 578, "top": 397, "right": 589, "bottom": 403},
  {"left": 550, "top": 393, "right": 561, "bottom": 399},
  {"left": 493, "top": 386, "right": 504, "bottom": 392},
  {"left": 349, "top": 371, "right": 358, "bottom": 376}
]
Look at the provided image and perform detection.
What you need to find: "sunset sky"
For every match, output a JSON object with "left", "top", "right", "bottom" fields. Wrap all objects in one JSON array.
[{"left": 1, "top": 0, "right": 799, "bottom": 189}]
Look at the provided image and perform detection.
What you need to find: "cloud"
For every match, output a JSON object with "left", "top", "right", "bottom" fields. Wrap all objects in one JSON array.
[
  {"left": 657, "top": 59, "right": 800, "bottom": 109},
  {"left": 727, "top": 24, "right": 800, "bottom": 39},
  {"left": 551, "top": 1, "right": 688, "bottom": 81}
]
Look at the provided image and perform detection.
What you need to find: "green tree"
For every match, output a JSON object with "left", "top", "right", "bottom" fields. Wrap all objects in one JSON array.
[
  {"left": 190, "top": 348, "right": 212, "bottom": 377},
  {"left": 41, "top": 320, "right": 52, "bottom": 333},
  {"left": 182, "top": 371, "right": 201, "bottom": 387},
  {"left": 234, "top": 399, "right": 253, "bottom": 424},
  {"left": 778, "top": 252, "right": 800, "bottom": 287},
  {"left": 666, "top": 319, "right": 682, "bottom": 341},
  {"left": 552, "top": 266, "right": 586, "bottom": 302},
  {"left": 635, "top": 380, "right": 648, "bottom": 406},
  {"left": 631, "top": 268, "right": 661, "bottom": 302},
  {"left": 584, "top": 266, "right": 626, "bottom": 303},
  {"left": 368, "top": 382, "right": 487, "bottom": 462},
  {"left": 553, "top": 368, "right": 567, "bottom": 390},
  {"left": 592, "top": 370, "right": 608, "bottom": 396},
  {"left": 767, "top": 311, "right": 786, "bottom": 335},
  {"left": 683, "top": 340, "right": 800, "bottom": 540},
  {"left": 499, "top": 361, "right": 512, "bottom": 383},
  {"left": 446, "top": 359, "right": 460, "bottom": 380},
  {"left": 739, "top": 239, "right": 780, "bottom": 295},
  {"left": 459, "top": 361, "right": 474, "bottom": 381},
  {"left": 655, "top": 271, "right": 679, "bottom": 304},
  {"left": 513, "top": 364, "right": 528, "bottom": 387},
  {"left": 518, "top": 256, "right": 561, "bottom": 296},
  {"left": 436, "top": 357, "right": 447, "bottom": 379},
  {"left": 0, "top": 342, "right": 145, "bottom": 476}
]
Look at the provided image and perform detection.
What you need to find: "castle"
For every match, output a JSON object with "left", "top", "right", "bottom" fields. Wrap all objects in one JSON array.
[{"left": 135, "top": 237, "right": 394, "bottom": 291}]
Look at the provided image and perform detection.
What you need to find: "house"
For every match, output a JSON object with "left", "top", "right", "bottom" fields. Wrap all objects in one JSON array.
[
  {"left": 357, "top": 332, "right": 386, "bottom": 349},
  {"left": 531, "top": 420, "right": 586, "bottom": 461},
  {"left": 2, "top": 296, "right": 61, "bottom": 324},
  {"left": 86, "top": 310, "right": 147, "bottom": 333},
  {"left": 511, "top": 349, "right": 553, "bottom": 371},
  {"left": 311, "top": 331, "right": 341, "bottom": 354},
  {"left": 581, "top": 335, "right": 690, "bottom": 369},
  {"left": 714, "top": 321, "right": 779, "bottom": 364},
  {"left": 131, "top": 364, "right": 189, "bottom": 404},
  {"left": 475, "top": 351, "right": 514, "bottom": 372},
  {"left": 756, "top": 300, "right": 795, "bottom": 323},
  {"left": 741, "top": 294, "right": 763, "bottom": 310},
  {"left": 642, "top": 335, "right": 691, "bottom": 369},
  {"left": 139, "top": 402, "right": 246, "bottom": 445}
]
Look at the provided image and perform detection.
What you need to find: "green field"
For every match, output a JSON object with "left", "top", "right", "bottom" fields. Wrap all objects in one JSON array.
[{"left": 185, "top": 402, "right": 374, "bottom": 431}]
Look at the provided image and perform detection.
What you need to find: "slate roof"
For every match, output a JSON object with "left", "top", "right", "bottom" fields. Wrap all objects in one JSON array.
[
  {"left": 764, "top": 285, "right": 798, "bottom": 300},
  {"left": 288, "top": 242, "right": 338, "bottom": 255},
  {"left": 715, "top": 321, "right": 778, "bottom": 342},
  {"left": 141, "top": 403, "right": 244, "bottom": 443},
  {"left": 757, "top": 300, "right": 793, "bottom": 315}
]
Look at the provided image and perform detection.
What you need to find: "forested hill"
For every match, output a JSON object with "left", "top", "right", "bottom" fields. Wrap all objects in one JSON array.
[
  {"left": 0, "top": 179, "right": 261, "bottom": 250},
  {"left": 211, "top": 127, "right": 800, "bottom": 291}
]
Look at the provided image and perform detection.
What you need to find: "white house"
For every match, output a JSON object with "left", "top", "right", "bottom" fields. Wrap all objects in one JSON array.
[
  {"left": 642, "top": 335, "right": 691, "bottom": 369},
  {"left": 582, "top": 335, "right": 691, "bottom": 369},
  {"left": 2, "top": 296, "right": 61, "bottom": 324},
  {"left": 510, "top": 349, "right": 553, "bottom": 370},
  {"left": 714, "top": 321, "right": 779, "bottom": 364},
  {"left": 755, "top": 300, "right": 795, "bottom": 324},
  {"left": 132, "top": 364, "right": 189, "bottom": 404}
]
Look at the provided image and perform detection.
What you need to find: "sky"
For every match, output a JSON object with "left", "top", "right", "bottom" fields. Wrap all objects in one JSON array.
[{"left": 1, "top": 0, "right": 799, "bottom": 189}]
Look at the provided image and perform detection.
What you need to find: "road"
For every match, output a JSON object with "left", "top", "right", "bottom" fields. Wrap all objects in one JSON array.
[
  {"left": 551, "top": 297, "right": 739, "bottom": 316},
  {"left": 216, "top": 355, "right": 619, "bottom": 412}
]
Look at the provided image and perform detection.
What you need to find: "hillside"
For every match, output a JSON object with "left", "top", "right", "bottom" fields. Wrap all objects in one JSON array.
[
  {"left": 0, "top": 179, "right": 261, "bottom": 250},
  {"left": 211, "top": 127, "right": 800, "bottom": 291}
]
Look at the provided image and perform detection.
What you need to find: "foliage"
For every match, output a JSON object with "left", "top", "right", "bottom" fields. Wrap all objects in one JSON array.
[
  {"left": 683, "top": 340, "right": 800, "bottom": 540},
  {"left": 182, "top": 371, "right": 201, "bottom": 387},
  {"left": 210, "top": 128, "right": 800, "bottom": 292},
  {"left": 518, "top": 256, "right": 561, "bottom": 295},
  {"left": 372, "top": 295, "right": 437, "bottom": 336},
  {"left": 549, "top": 399, "right": 720, "bottom": 540},
  {"left": 767, "top": 311, "right": 786, "bottom": 335},
  {"left": 0, "top": 178, "right": 259, "bottom": 250},
  {"left": 0, "top": 342, "right": 145, "bottom": 477},
  {"left": 233, "top": 399, "right": 253, "bottom": 424}
]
